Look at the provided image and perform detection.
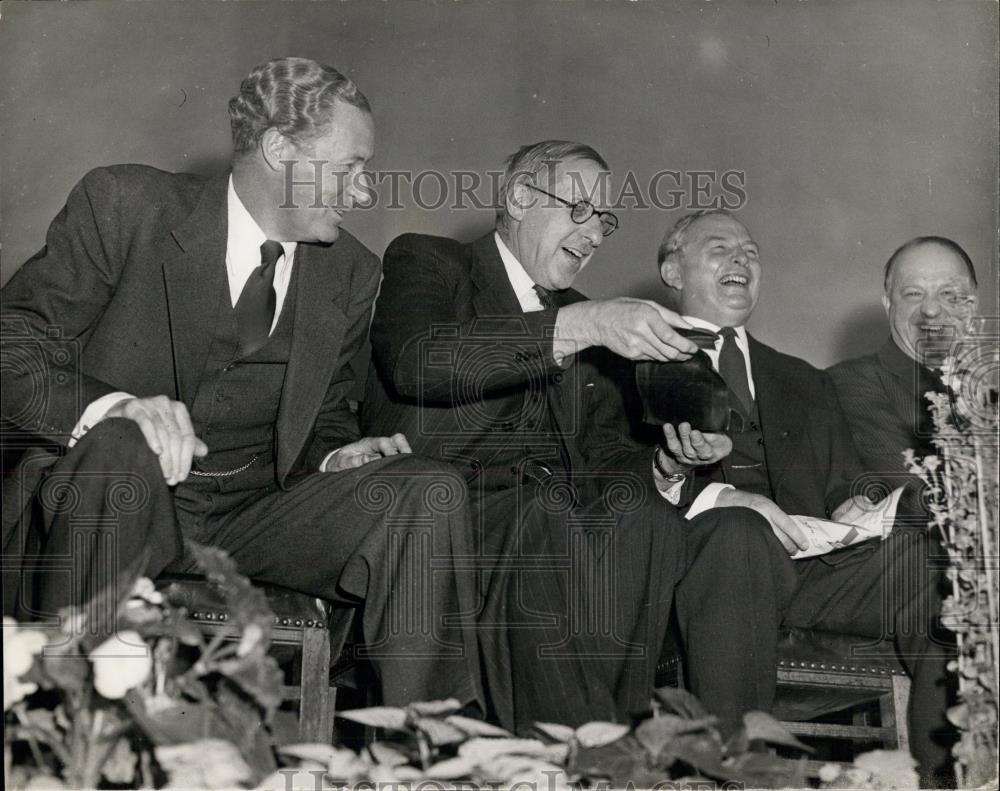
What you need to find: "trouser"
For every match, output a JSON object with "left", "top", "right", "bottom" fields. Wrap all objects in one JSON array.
[
  {"left": 676, "top": 508, "right": 954, "bottom": 786},
  {"left": 475, "top": 474, "right": 769, "bottom": 733},
  {"left": 25, "top": 418, "right": 484, "bottom": 709}
]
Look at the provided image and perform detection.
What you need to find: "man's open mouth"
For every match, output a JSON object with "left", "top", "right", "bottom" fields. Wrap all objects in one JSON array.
[{"left": 719, "top": 272, "right": 749, "bottom": 286}]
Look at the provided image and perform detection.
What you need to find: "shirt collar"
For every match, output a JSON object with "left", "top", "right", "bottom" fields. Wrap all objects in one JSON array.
[
  {"left": 682, "top": 315, "right": 749, "bottom": 348},
  {"left": 227, "top": 176, "right": 296, "bottom": 263},
  {"left": 494, "top": 232, "right": 541, "bottom": 307}
]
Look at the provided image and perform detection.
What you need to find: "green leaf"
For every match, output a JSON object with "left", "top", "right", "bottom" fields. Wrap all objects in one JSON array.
[
  {"left": 458, "top": 737, "right": 550, "bottom": 760},
  {"left": 446, "top": 714, "right": 512, "bottom": 738},
  {"left": 478, "top": 755, "right": 562, "bottom": 783},
  {"left": 652, "top": 686, "right": 711, "bottom": 719},
  {"left": 367, "top": 741, "right": 411, "bottom": 768},
  {"left": 635, "top": 714, "right": 717, "bottom": 758},
  {"left": 570, "top": 734, "right": 648, "bottom": 786},
  {"left": 216, "top": 653, "right": 284, "bottom": 712},
  {"left": 425, "top": 756, "right": 477, "bottom": 779},
  {"left": 155, "top": 738, "right": 255, "bottom": 789},
  {"left": 101, "top": 737, "right": 138, "bottom": 785},
  {"left": 278, "top": 743, "right": 342, "bottom": 764},
  {"left": 725, "top": 751, "right": 810, "bottom": 788},
  {"left": 534, "top": 722, "right": 576, "bottom": 743},
  {"left": 575, "top": 721, "right": 630, "bottom": 748},
  {"left": 185, "top": 540, "right": 274, "bottom": 638},
  {"left": 408, "top": 698, "right": 463, "bottom": 716},
  {"left": 338, "top": 706, "right": 409, "bottom": 731},
  {"left": 742, "top": 711, "right": 813, "bottom": 753},
  {"left": 37, "top": 647, "right": 90, "bottom": 693},
  {"left": 659, "top": 732, "right": 731, "bottom": 780},
  {"left": 416, "top": 716, "right": 466, "bottom": 746}
]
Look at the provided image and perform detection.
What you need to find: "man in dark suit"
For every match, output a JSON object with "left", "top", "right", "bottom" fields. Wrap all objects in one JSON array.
[
  {"left": 0, "top": 57, "right": 482, "bottom": 709},
  {"left": 828, "top": 237, "right": 978, "bottom": 514},
  {"left": 656, "top": 210, "right": 954, "bottom": 786},
  {"left": 362, "top": 140, "right": 785, "bottom": 732}
]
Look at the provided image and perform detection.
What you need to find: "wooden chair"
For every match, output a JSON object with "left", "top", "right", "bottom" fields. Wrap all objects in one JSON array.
[
  {"left": 657, "top": 626, "right": 911, "bottom": 754},
  {"left": 157, "top": 574, "right": 358, "bottom": 743}
]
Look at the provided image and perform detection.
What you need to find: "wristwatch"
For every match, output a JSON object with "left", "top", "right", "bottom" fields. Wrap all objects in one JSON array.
[{"left": 654, "top": 446, "right": 687, "bottom": 483}]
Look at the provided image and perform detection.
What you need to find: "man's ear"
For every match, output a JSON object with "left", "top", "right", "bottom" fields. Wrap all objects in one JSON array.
[
  {"left": 505, "top": 178, "right": 533, "bottom": 224},
  {"left": 881, "top": 293, "right": 890, "bottom": 315},
  {"left": 660, "top": 256, "right": 684, "bottom": 291},
  {"left": 259, "top": 127, "right": 292, "bottom": 172}
]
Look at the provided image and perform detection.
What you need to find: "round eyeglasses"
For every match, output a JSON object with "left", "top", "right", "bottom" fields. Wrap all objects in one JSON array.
[{"left": 527, "top": 185, "right": 619, "bottom": 237}]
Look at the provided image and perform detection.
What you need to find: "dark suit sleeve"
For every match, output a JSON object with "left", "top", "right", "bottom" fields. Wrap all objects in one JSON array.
[
  {"left": 370, "top": 234, "right": 567, "bottom": 403},
  {"left": 301, "top": 245, "right": 381, "bottom": 469},
  {"left": 577, "top": 350, "right": 698, "bottom": 509},
  {"left": 818, "top": 370, "right": 867, "bottom": 515},
  {"left": 828, "top": 360, "right": 917, "bottom": 479},
  {"left": 1, "top": 169, "right": 127, "bottom": 442},
  {"left": 828, "top": 359, "right": 928, "bottom": 515}
]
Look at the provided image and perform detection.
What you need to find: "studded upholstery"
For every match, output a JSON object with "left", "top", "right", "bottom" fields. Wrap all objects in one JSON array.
[
  {"left": 157, "top": 573, "right": 356, "bottom": 742},
  {"left": 657, "top": 626, "right": 910, "bottom": 753}
]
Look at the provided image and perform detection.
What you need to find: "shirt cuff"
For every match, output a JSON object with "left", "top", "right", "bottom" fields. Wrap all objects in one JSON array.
[
  {"left": 685, "top": 482, "right": 735, "bottom": 521},
  {"left": 320, "top": 449, "right": 341, "bottom": 472},
  {"left": 69, "top": 392, "right": 135, "bottom": 447}
]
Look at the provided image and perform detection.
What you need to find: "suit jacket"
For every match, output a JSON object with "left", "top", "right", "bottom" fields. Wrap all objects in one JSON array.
[
  {"left": 0, "top": 165, "right": 380, "bottom": 483},
  {"left": 827, "top": 338, "right": 943, "bottom": 511},
  {"left": 361, "top": 232, "right": 658, "bottom": 496},
  {"left": 682, "top": 335, "right": 864, "bottom": 520}
]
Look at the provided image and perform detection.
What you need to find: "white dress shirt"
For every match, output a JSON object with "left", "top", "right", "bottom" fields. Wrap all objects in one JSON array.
[
  {"left": 494, "top": 232, "right": 546, "bottom": 312},
  {"left": 492, "top": 234, "right": 692, "bottom": 502},
  {"left": 682, "top": 317, "right": 756, "bottom": 519},
  {"left": 71, "top": 177, "right": 297, "bottom": 444}
]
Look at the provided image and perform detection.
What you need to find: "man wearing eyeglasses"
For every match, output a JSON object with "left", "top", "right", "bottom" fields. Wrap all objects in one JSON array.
[{"left": 363, "top": 140, "right": 772, "bottom": 731}]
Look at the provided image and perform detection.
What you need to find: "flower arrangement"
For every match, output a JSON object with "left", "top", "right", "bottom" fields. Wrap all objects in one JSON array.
[
  {"left": 3, "top": 542, "right": 283, "bottom": 789},
  {"left": 5, "top": 545, "right": 926, "bottom": 790},
  {"left": 258, "top": 692, "right": 917, "bottom": 790},
  {"left": 907, "top": 320, "right": 999, "bottom": 788}
]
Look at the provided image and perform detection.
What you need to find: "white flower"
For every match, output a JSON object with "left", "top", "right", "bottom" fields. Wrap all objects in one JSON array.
[
  {"left": 818, "top": 762, "right": 841, "bottom": 783},
  {"left": 126, "top": 577, "right": 163, "bottom": 608},
  {"left": 4, "top": 617, "right": 48, "bottom": 710},
  {"left": 89, "top": 630, "right": 152, "bottom": 699},
  {"left": 236, "top": 623, "right": 264, "bottom": 657}
]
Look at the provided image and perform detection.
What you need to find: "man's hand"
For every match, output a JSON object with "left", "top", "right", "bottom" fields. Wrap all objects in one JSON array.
[
  {"left": 104, "top": 395, "right": 208, "bottom": 486},
  {"left": 831, "top": 494, "right": 874, "bottom": 525},
  {"left": 323, "top": 434, "right": 412, "bottom": 472},
  {"left": 662, "top": 423, "right": 731, "bottom": 467},
  {"left": 715, "top": 488, "right": 810, "bottom": 555},
  {"left": 555, "top": 298, "right": 697, "bottom": 361}
]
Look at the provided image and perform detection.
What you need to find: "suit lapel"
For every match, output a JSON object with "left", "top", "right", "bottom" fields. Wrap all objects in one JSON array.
[
  {"left": 275, "top": 242, "right": 349, "bottom": 478},
  {"left": 162, "top": 174, "right": 229, "bottom": 404},
  {"left": 470, "top": 234, "right": 524, "bottom": 317},
  {"left": 748, "top": 335, "right": 807, "bottom": 493}
]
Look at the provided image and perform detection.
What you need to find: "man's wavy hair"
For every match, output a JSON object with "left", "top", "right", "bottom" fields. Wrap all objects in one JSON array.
[
  {"left": 495, "top": 140, "right": 609, "bottom": 233},
  {"left": 656, "top": 209, "right": 736, "bottom": 267},
  {"left": 228, "top": 57, "right": 371, "bottom": 155}
]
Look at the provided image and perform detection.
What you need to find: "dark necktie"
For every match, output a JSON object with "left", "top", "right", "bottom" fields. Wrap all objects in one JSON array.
[
  {"left": 717, "top": 326, "right": 753, "bottom": 416},
  {"left": 235, "top": 240, "right": 283, "bottom": 356},
  {"left": 533, "top": 284, "right": 558, "bottom": 310}
]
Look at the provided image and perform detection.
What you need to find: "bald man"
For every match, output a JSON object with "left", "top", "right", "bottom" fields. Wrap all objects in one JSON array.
[{"left": 829, "top": 237, "right": 978, "bottom": 512}]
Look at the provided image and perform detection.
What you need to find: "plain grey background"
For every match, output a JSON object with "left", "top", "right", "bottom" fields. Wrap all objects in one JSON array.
[{"left": 1, "top": 0, "right": 997, "bottom": 370}]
